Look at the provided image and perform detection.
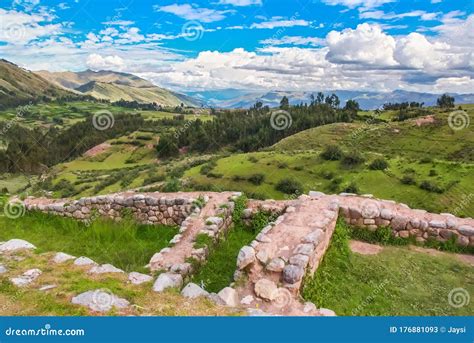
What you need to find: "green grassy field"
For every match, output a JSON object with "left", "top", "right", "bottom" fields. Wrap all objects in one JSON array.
[
  {"left": 0, "top": 212, "right": 178, "bottom": 272},
  {"left": 302, "top": 220, "right": 474, "bottom": 316}
]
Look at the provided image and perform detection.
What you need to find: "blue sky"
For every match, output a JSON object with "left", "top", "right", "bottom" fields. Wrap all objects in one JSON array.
[{"left": 0, "top": 0, "right": 473, "bottom": 93}]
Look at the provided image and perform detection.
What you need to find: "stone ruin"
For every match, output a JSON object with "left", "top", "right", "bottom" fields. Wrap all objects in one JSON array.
[{"left": 10, "top": 190, "right": 473, "bottom": 315}]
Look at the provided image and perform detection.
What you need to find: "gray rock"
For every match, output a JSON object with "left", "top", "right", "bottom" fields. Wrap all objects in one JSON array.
[
  {"left": 319, "top": 308, "right": 337, "bottom": 316},
  {"left": 236, "top": 246, "right": 255, "bottom": 270},
  {"left": 0, "top": 264, "right": 7, "bottom": 274},
  {"left": 302, "top": 229, "right": 324, "bottom": 245},
  {"left": 391, "top": 216, "right": 408, "bottom": 231},
  {"left": 39, "top": 284, "right": 57, "bottom": 291},
  {"left": 128, "top": 272, "right": 153, "bottom": 285},
  {"left": 380, "top": 209, "right": 394, "bottom": 220},
  {"left": 429, "top": 220, "right": 446, "bottom": 229},
  {"left": 206, "top": 216, "right": 223, "bottom": 226},
  {"left": 247, "top": 308, "right": 275, "bottom": 316},
  {"left": 266, "top": 258, "right": 285, "bottom": 272},
  {"left": 89, "top": 264, "right": 124, "bottom": 274},
  {"left": 293, "top": 243, "right": 314, "bottom": 256},
  {"left": 289, "top": 254, "right": 309, "bottom": 268},
  {"left": 256, "top": 233, "right": 271, "bottom": 243},
  {"left": 254, "top": 279, "right": 278, "bottom": 301},
  {"left": 181, "top": 283, "right": 209, "bottom": 299},
  {"left": 53, "top": 252, "right": 76, "bottom": 264},
  {"left": 217, "top": 287, "right": 239, "bottom": 307},
  {"left": 303, "top": 302, "right": 317, "bottom": 313},
  {"left": 152, "top": 273, "right": 183, "bottom": 292},
  {"left": 283, "top": 265, "right": 304, "bottom": 284},
  {"left": 242, "top": 209, "right": 253, "bottom": 219},
  {"left": 0, "top": 239, "right": 36, "bottom": 253},
  {"left": 458, "top": 225, "right": 474, "bottom": 237},
  {"left": 74, "top": 257, "right": 97, "bottom": 266},
  {"left": 71, "top": 289, "right": 129, "bottom": 312},
  {"left": 170, "top": 263, "right": 192, "bottom": 275},
  {"left": 308, "top": 191, "right": 325, "bottom": 198},
  {"left": 10, "top": 269, "right": 42, "bottom": 287},
  {"left": 256, "top": 249, "right": 271, "bottom": 264}
]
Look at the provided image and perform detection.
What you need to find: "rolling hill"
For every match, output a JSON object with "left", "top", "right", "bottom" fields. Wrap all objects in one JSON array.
[
  {"left": 0, "top": 59, "right": 77, "bottom": 109},
  {"left": 37, "top": 69, "right": 202, "bottom": 108}
]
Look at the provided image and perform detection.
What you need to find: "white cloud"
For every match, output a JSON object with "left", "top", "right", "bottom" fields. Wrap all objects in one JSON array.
[
  {"left": 360, "top": 10, "right": 440, "bottom": 21},
  {"left": 260, "top": 36, "right": 325, "bottom": 47},
  {"left": 0, "top": 8, "right": 62, "bottom": 44},
  {"left": 326, "top": 23, "right": 397, "bottom": 66},
  {"left": 102, "top": 20, "right": 135, "bottom": 26},
  {"left": 154, "top": 4, "right": 233, "bottom": 23},
  {"left": 322, "top": 0, "right": 395, "bottom": 10},
  {"left": 217, "top": 0, "right": 262, "bottom": 6},
  {"left": 86, "top": 54, "right": 126, "bottom": 71},
  {"left": 250, "top": 19, "right": 311, "bottom": 29}
]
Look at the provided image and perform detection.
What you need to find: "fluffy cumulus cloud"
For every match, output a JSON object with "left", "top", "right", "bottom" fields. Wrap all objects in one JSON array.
[
  {"left": 322, "top": 0, "right": 394, "bottom": 9},
  {"left": 326, "top": 23, "right": 397, "bottom": 66},
  {"left": 0, "top": 8, "right": 62, "bottom": 44},
  {"left": 86, "top": 54, "right": 126, "bottom": 71}
]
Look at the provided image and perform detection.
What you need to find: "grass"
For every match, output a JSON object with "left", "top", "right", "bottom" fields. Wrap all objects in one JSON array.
[
  {"left": 302, "top": 220, "right": 474, "bottom": 316},
  {"left": 0, "top": 212, "right": 178, "bottom": 272},
  {"left": 191, "top": 196, "right": 277, "bottom": 293}
]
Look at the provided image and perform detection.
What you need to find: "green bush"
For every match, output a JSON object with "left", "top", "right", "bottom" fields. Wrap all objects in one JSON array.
[
  {"left": 343, "top": 182, "right": 359, "bottom": 194},
  {"left": 275, "top": 178, "right": 303, "bottom": 194},
  {"left": 419, "top": 180, "right": 444, "bottom": 193},
  {"left": 341, "top": 151, "right": 365, "bottom": 168},
  {"left": 321, "top": 145, "right": 343, "bottom": 161},
  {"left": 401, "top": 174, "right": 416, "bottom": 185},
  {"left": 248, "top": 173, "right": 265, "bottom": 185},
  {"left": 369, "top": 158, "right": 389, "bottom": 170}
]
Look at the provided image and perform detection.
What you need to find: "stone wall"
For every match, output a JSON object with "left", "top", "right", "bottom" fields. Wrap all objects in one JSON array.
[
  {"left": 24, "top": 192, "right": 201, "bottom": 226},
  {"left": 337, "top": 196, "right": 474, "bottom": 248}
]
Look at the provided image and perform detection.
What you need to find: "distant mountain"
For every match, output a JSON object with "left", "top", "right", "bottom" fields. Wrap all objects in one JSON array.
[
  {"left": 37, "top": 69, "right": 203, "bottom": 108},
  {"left": 188, "top": 89, "right": 474, "bottom": 110},
  {"left": 0, "top": 59, "right": 77, "bottom": 109}
]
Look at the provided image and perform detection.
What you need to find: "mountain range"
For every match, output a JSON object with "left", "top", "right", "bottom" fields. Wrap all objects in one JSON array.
[
  {"left": 1, "top": 59, "right": 473, "bottom": 110},
  {"left": 188, "top": 89, "right": 474, "bottom": 110}
]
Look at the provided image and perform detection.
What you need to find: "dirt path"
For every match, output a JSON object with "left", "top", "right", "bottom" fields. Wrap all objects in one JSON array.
[{"left": 349, "top": 240, "right": 383, "bottom": 255}]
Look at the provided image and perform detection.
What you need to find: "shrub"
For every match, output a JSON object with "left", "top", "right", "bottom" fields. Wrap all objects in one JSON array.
[
  {"left": 248, "top": 173, "right": 265, "bottom": 185},
  {"left": 429, "top": 169, "right": 437, "bottom": 177},
  {"left": 142, "top": 174, "right": 166, "bottom": 186},
  {"left": 341, "top": 151, "right": 365, "bottom": 168},
  {"left": 419, "top": 157, "right": 432, "bottom": 164},
  {"left": 248, "top": 156, "right": 258, "bottom": 163},
  {"left": 232, "top": 175, "right": 246, "bottom": 182},
  {"left": 419, "top": 180, "right": 444, "bottom": 193},
  {"left": 321, "top": 145, "right": 343, "bottom": 161},
  {"left": 369, "top": 158, "right": 389, "bottom": 170},
  {"left": 343, "top": 182, "right": 359, "bottom": 194},
  {"left": 162, "top": 178, "right": 181, "bottom": 192},
  {"left": 401, "top": 175, "right": 416, "bottom": 185},
  {"left": 275, "top": 178, "right": 303, "bottom": 194},
  {"left": 277, "top": 162, "right": 288, "bottom": 169},
  {"left": 321, "top": 171, "right": 335, "bottom": 180}
]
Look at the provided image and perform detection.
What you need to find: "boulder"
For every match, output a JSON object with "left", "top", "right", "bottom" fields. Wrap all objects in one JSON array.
[
  {"left": 319, "top": 308, "right": 337, "bottom": 316},
  {"left": 10, "top": 269, "right": 42, "bottom": 287},
  {"left": 236, "top": 246, "right": 255, "bottom": 270},
  {"left": 170, "top": 263, "right": 192, "bottom": 275},
  {"left": 71, "top": 289, "right": 129, "bottom": 312},
  {"left": 254, "top": 279, "right": 278, "bottom": 301},
  {"left": 391, "top": 216, "right": 408, "bottom": 231},
  {"left": 0, "top": 264, "right": 7, "bottom": 274},
  {"left": 89, "top": 264, "right": 124, "bottom": 274},
  {"left": 74, "top": 256, "right": 97, "bottom": 266},
  {"left": 458, "top": 225, "right": 474, "bottom": 237},
  {"left": 181, "top": 283, "right": 209, "bottom": 299},
  {"left": 289, "top": 254, "right": 309, "bottom": 268},
  {"left": 0, "top": 239, "right": 36, "bottom": 253},
  {"left": 53, "top": 252, "right": 76, "bottom": 264},
  {"left": 128, "top": 272, "right": 153, "bottom": 285},
  {"left": 293, "top": 243, "right": 314, "bottom": 256},
  {"left": 302, "top": 229, "right": 324, "bottom": 245},
  {"left": 266, "top": 258, "right": 285, "bottom": 272},
  {"left": 429, "top": 220, "right": 446, "bottom": 229},
  {"left": 217, "top": 287, "right": 239, "bottom": 307},
  {"left": 282, "top": 265, "right": 304, "bottom": 284},
  {"left": 152, "top": 273, "right": 183, "bottom": 292}
]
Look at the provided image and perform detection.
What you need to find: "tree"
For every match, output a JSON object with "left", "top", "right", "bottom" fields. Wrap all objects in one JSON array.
[
  {"left": 156, "top": 135, "right": 179, "bottom": 158},
  {"left": 280, "top": 96, "right": 289, "bottom": 110},
  {"left": 437, "top": 94, "right": 455, "bottom": 108},
  {"left": 316, "top": 92, "right": 324, "bottom": 104},
  {"left": 344, "top": 99, "right": 360, "bottom": 113}
]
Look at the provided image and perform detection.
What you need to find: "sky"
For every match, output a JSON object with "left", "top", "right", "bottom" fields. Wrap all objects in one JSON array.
[{"left": 0, "top": 0, "right": 473, "bottom": 94}]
